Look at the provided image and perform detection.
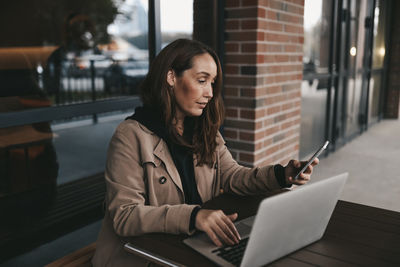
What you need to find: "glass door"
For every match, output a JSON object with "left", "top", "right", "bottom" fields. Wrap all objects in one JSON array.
[
  {"left": 344, "top": 0, "right": 372, "bottom": 138},
  {"left": 334, "top": 0, "right": 375, "bottom": 143},
  {"left": 368, "top": 0, "right": 388, "bottom": 124}
]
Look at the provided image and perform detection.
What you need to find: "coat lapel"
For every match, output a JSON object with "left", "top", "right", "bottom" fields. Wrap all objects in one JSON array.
[{"left": 153, "top": 138, "right": 184, "bottom": 194}]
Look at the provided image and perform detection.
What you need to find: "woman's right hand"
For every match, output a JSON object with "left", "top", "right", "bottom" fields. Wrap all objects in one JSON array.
[{"left": 195, "top": 209, "right": 241, "bottom": 247}]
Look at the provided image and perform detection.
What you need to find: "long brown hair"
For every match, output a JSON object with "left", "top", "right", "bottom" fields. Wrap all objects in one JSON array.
[{"left": 140, "top": 39, "right": 224, "bottom": 166}]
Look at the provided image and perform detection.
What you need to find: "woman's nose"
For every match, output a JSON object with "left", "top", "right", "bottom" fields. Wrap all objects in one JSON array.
[{"left": 204, "top": 83, "right": 213, "bottom": 99}]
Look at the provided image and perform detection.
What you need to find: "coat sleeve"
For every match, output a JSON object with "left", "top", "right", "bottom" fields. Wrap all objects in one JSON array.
[
  {"left": 216, "top": 132, "right": 282, "bottom": 195},
  {"left": 105, "top": 123, "right": 198, "bottom": 237}
]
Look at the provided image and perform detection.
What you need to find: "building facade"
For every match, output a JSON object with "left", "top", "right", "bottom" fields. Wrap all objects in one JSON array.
[{"left": 0, "top": 0, "right": 399, "bottom": 264}]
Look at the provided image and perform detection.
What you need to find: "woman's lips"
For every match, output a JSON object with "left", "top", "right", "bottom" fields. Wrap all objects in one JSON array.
[{"left": 197, "top": 102, "right": 208, "bottom": 108}]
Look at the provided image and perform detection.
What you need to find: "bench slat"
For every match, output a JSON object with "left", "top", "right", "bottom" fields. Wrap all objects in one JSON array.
[{"left": 45, "top": 242, "right": 96, "bottom": 267}]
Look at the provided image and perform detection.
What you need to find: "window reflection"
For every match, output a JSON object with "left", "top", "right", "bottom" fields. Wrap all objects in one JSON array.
[
  {"left": 368, "top": 73, "right": 382, "bottom": 121},
  {"left": 300, "top": 79, "right": 328, "bottom": 159},
  {"left": 301, "top": 0, "right": 332, "bottom": 158},
  {"left": 372, "top": 0, "right": 386, "bottom": 68},
  {"left": 303, "top": 0, "right": 332, "bottom": 75},
  {"left": 0, "top": 0, "right": 149, "bottom": 108},
  {"left": 345, "top": 0, "right": 368, "bottom": 138},
  {"left": 0, "top": 117, "right": 58, "bottom": 223}
]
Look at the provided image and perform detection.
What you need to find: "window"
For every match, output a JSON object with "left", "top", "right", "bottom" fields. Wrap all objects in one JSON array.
[{"left": 0, "top": 0, "right": 149, "bottom": 261}]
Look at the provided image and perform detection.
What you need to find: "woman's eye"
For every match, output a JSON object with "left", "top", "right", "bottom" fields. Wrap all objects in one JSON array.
[{"left": 198, "top": 80, "right": 206, "bottom": 84}]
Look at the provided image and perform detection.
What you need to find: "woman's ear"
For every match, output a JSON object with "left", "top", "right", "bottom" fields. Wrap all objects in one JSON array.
[{"left": 166, "top": 70, "right": 175, "bottom": 87}]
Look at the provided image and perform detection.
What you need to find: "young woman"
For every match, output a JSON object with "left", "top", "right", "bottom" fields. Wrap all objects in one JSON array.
[{"left": 92, "top": 39, "right": 318, "bottom": 266}]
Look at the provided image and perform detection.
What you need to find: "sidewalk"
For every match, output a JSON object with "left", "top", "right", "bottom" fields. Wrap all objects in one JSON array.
[{"left": 311, "top": 119, "right": 400, "bottom": 212}]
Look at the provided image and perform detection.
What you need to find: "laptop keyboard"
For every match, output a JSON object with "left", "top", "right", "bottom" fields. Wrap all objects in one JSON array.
[{"left": 212, "top": 237, "right": 249, "bottom": 266}]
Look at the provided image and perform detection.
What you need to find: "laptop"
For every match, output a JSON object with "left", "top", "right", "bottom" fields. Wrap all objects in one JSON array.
[{"left": 183, "top": 173, "right": 348, "bottom": 267}]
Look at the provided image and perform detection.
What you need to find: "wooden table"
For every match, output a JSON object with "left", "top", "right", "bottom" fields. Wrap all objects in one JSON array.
[{"left": 126, "top": 193, "right": 400, "bottom": 266}]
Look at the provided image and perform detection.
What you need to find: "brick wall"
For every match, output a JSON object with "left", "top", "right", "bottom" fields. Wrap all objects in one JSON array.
[
  {"left": 223, "top": 0, "right": 304, "bottom": 167},
  {"left": 385, "top": 0, "right": 400, "bottom": 119}
]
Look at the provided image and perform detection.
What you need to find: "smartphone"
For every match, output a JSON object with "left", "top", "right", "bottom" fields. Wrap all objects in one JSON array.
[{"left": 294, "top": 140, "right": 329, "bottom": 180}]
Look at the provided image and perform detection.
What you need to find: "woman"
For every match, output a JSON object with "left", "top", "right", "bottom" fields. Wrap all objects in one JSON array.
[{"left": 92, "top": 39, "right": 318, "bottom": 266}]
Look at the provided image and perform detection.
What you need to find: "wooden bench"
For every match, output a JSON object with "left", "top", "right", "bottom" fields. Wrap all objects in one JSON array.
[{"left": 45, "top": 243, "right": 96, "bottom": 267}]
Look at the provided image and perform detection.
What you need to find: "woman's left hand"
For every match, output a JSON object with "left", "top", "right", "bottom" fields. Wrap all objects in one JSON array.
[{"left": 284, "top": 158, "right": 319, "bottom": 186}]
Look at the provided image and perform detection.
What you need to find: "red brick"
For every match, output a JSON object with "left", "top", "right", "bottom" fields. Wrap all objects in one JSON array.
[
  {"left": 287, "top": 0, "right": 305, "bottom": 6},
  {"left": 225, "top": 54, "right": 257, "bottom": 64},
  {"left": 240, "top": 88, "right": 257, "bottom": 97},
  {"left": 275, "top": 55, "right": 290, "bottom": 62},
  {"left": 278, "top": 13, "right": 303, "bottom": 24},
  {"left": 259, "top": 0, "right": 269, "bottom": 7},
  {"left": 262, "top": 137, "right": 273, "bottom": 147},
  {"left": 266, "top": 85, "right": 282, "bottom": 94},
  {"left": 241, "top": 43, "right": 258, "bottom": 53},
  {"left": 284, "top": 44, "right": 301, "bottom": 53},
  {"left": 225, "top": 42, "right": 240, "bottom": 53},
  {"left": 257, "top": 31, "right": 264, "bottom": 41},
  {"left": 265, "top": 95, "right": 285, "bottom": 105},
  {"left": 241, "top": 131, "right": 266, "bottom": 143},
  {"left": 225, "top": 7, "right": 259, "bottom": 19},
  {"left": 224, "top": 76, "right": 258, "bottom": 86},
  {"left": 258, "top": 7, "right": 267, "bottom": 17},
  {"left": 225, "top": 0, "right": 240, "bottom": 7},
  {"left": 265, "top": 125, "right": 280, "bottom": 136},
  {"left": 266, "top": 143, "right": 280, "bottom": 155},
  {"left": 239, "top": 152, "right": 255, "bottom": 162},
  {"left": 241, "top": 19, "right": 258, "bottom": 29},
  {"left": 224, "top": 129, "right": 238, "bottom": 139},
  {"left": 269, "top": 0, "right": 284, "bottom": 11},
  {"left": 266, "top": 10, "right": 278, "bottom": 20},
  {"left": 286, "top": 3, "right": 304, "bottom": 15},
  {"left": 224, "top": 87, "right": 239, "bottom": 97},
  {"left": 281, "top": 120, "right": 294, "bottom": 130},
  {"left": 267, "top": 21, "right": 284, "bottom": 32},
  {"left": 281, "top": 64, "right": 302, "bottom": 72},
  {"left": 242, "top": 0, "right": 259, "bottom": 6},
  {"left": 225, "top": 65, "right": 239, "bottom": 75},
  {"left": 240, "top": 109, "right": 256, "bottom": 120},
  {"left": 262, "top": 117, "right": 275, "bottom": 127},
  {"left": 286, "top": 109, "right": 301, "bottom": 118},
  {"left": 225, "top": 108, "right": 239, "bottom": 118},
  {"left": 265, "top": 32, "right": 290, "bottom": 43},
  {"left": 265, "top": 44, "right": 284, "bottom": 53},
  {"left": 239, "top": 131, "right": 255, "bottom": 141},
  {"left": 258, "top": 19, "right": 268, "bottom": 30},
  {"left": 282, "top": 102, "right": 294, "bottom": 111},
  {"left": 225, "top": 20, "right": 240, "bottom": 30},
  {"left": 284, "top": 23, "right": 304, "bottom": 34},
  {"left": 221, "top": 0, "right": 304, "bottom": 165},
  {"left": 226, "top": 31, "right": 257, "bottom": 42},
  {"left": 267, "top": 105, "right": 281, "bottom": 115}
]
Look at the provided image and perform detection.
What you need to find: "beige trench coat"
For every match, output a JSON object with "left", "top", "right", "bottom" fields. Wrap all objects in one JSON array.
[{"left": 92, "top": 119, "right": 282, "bottom": 267}]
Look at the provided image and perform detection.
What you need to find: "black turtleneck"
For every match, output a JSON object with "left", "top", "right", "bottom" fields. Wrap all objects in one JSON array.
[{"left": 126, "top": 106, "right": 203, "bottom": 206}]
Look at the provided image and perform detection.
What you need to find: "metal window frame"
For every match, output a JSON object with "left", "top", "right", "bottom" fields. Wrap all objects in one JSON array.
[
  {"left": 148, "top": 0, "right": 161, "bottom": 64},
  {"left": 0, "top": 97, "right": 141, "bottom": 128}
]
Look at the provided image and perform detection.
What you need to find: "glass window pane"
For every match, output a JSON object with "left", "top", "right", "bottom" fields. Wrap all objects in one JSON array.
[
  {"left": 372, "top": 0, "right": 386, "bottom": 69},
  {"left": 0, "top": 0, "right": 149, "bottom": 109},
  {"left": 160, "top": 0, "right": 193, "bottom": 47},
  {"left": 299, "top": 78, "right": 328, "bottom": 159},
  {"left": 345, "top": 0, "right": 369, "bottom": 138},
  {"left": 51, "top": 111, "right": 132, "bottom": 184},
  {"left": 0, "top": 1, "right": 146, "bottom": 260},
  {"left": 303, "top": 0, "right": 333, "bottom": 74},
  {"left": 368, "top": 73, "right": 382, "bottom": 122}
]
